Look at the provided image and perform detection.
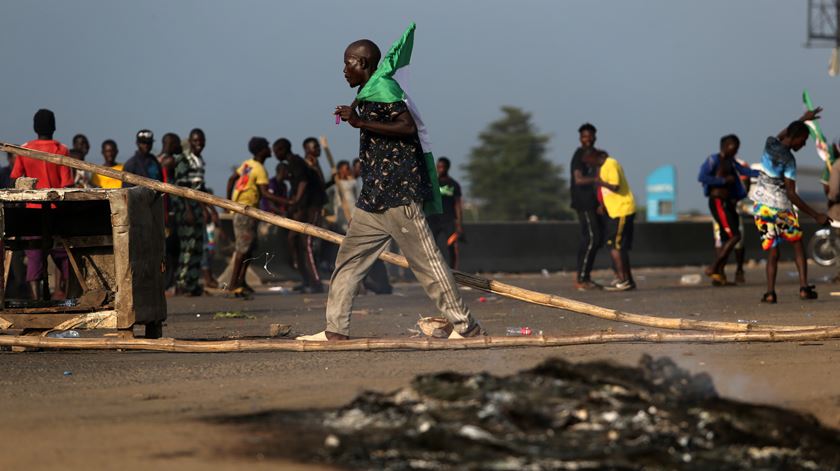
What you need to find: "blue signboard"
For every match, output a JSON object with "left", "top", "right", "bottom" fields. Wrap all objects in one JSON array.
[{"left": 646, "top": 165, "right": 677, "bottom": 222}]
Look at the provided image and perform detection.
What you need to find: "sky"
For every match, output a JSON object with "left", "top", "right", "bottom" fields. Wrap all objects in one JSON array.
[{"left": 1, "top": 0, "right": 838, "bottom": 213}]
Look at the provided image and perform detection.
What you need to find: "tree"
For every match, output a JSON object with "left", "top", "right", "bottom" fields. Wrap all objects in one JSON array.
[{"left": 463, "top": 106, "right": 572, "bottom": 221}]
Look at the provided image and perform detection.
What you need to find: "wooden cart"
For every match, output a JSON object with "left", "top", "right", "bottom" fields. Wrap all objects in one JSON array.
[{"left": 0, "top": 186, "right": 166, "bottom": 338}]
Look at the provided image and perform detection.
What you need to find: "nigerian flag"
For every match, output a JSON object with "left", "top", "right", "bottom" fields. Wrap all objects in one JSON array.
[
  {"left": 355, "top": 22, "right": 442, "bottom": 215},
  {"left": 803, "top": 89, "right": 835, "bottom": 184}
]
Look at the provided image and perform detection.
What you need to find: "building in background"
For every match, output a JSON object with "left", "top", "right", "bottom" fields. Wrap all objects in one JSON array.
[{"left": 645, "top": 165, "right": 677, "bottom": 222}]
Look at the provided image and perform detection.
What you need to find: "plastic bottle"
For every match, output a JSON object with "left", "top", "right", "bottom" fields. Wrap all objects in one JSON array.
[
  {"left": 47, "top": 330, "right": 80, "bottom": 339},
  {"left": 506, "top": 327, "right": 533, "bottom": 336}
]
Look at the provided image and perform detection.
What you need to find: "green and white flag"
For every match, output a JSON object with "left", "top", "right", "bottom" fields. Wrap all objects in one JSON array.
[
  {"left": 802, "top": 89, "right": 835, "bottom": 183},
  {"left": 355, "top": 22, "right": 442, "bottom": 215}
]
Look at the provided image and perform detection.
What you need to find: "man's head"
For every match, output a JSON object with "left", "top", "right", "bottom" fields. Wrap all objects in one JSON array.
[
  {"left": 162, "top": 132, "right": 182, "bottom": 156},
  {"left": 136, "top": 129, "right": 154, "bottom": 155},
  {"left": 336, "top": 160, "right": 351, "bottom": 179},
  {"left": 343, "top": 39, "right": 381, "bottom": 88},
  {"left": 352, "top": 158, "right": 362, "bottom": 178},
  {"left": 72, "top": 134, "right": 90, "bottom": 158},
  {"left": 6, "top": 152, "right": 15, "bottom": 169},
  {"left": 303, "top": 137, "right": 321, "bottom": 158},
  {"left": 719, "top": 134, "right": 740, "bottom": 159},
  {"left": 189, "top": 128, "right": 206, "bottom": 155},
  {"left": 784, "top": 120, "right": 810, "bottom": 151},
  {"left": 273, "top": 138, "right": 292, "bottom": 160},
  {"left": 249, "top": 137, "right": 271, "bottom": 160},
  {"left": 436, "top": 156, "right": 451, "bottom": 178},
  {"left": 33, "top": 109, "right": 56, "bottom": 138},
  {"left": 578, "top": 123, "right": 597, "bottom": 149},
  {"left": 101, "top": 139, "right": 118, "bottom": 166}
]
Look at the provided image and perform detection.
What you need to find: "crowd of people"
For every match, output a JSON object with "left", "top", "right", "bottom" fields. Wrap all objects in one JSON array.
[
  {"left": 570, "top": 105, "right": 836, "bottom": 302},
  {"left": 5, "top": 106, "right": 468, "bottom": 302}
]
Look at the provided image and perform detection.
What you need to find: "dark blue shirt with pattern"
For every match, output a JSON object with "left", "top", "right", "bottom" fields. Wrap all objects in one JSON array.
[{"left": 355, "top": 100, "right": 431, "bottom": 212}]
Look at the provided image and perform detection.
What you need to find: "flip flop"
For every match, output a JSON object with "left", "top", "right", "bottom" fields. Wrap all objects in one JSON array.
[
  {"left": 296, "top": 331, "right": 329, "bottom": 341},
  {"left": 709, "top": 273, "right": 728, "bottom": 287}
]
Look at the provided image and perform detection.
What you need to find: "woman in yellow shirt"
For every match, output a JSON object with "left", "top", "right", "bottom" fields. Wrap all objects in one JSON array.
[{"left": 89, "top": 139, "right": 124, "bottom": 189}]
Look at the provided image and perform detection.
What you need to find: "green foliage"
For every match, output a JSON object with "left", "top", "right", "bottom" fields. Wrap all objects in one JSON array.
[{"left": 463, "top": 106, "right": 572, "bottom": 221}]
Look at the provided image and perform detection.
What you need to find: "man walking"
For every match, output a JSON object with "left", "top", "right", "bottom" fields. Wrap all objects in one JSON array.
[
  {"left": 300, "top": 25, "right": 481, "bottom": 340},
  {"left": 697, "top": 134, "right": 758, "bottom": 285}
]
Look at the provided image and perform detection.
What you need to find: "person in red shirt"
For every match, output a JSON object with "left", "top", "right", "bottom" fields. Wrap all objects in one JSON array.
[{"left": 10, "top": 109, "right": 74, "bottom": 299}]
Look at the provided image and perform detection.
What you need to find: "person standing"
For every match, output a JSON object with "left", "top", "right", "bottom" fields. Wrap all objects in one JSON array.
[
  {"left": 10, "top": 109, "right": 74, "bottom": 299},
  {"left": 0, "top": 152, "right": 15, "bottom": 188},
  {"left": 426, "top": 157, "right": 463, "bottom": 269},
  {"left": 90, "top": 140, "right": 124, "bottom": 189},
  {"left": 260, "top": 162, "right": 289, "bottom": 215},
  {"left": 300, "top": 30, "right": 481, "bottom": 340},
  {"left": 122, "top": 129, "right": 163, "bottom": 185},
  {"left": 752, "top": 109, "right": 830, "bottom": 303},
  {"left": 697, "top": 134, "right": 758, "bottom": 285},
  {"left": 273, "top": 138, "right": 324, "bottom": 293},
  {"left": 226, "top": 137, "right": 286, "bottom": 296},
  {"left": 157, "top": 132, "right": 181, "bottom": 293},
  {"left": 303, "top": 137, "right": 328, "bottom": 190},
  {"left": 70, "top": 134, "right": 92, "bottom": 188},
  {"left": 570, "top": 123, "right": 604, "bottom": 291},
  {"left": 586, "top": 149, "right": 636, "bottom": 292},
  {"left": 171, "top": 128, "right": 208, "bottom": 296},
  {"left": 302, "top": 136, "right": 330, "bottom": 277},
  {"left": 327, "top": 160, "right": 357, "bottom": 233}
]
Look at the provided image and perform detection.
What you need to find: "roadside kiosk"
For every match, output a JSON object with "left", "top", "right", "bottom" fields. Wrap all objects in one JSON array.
[{"left": 0, "top": 184, "right": 166, "bottom": 339}]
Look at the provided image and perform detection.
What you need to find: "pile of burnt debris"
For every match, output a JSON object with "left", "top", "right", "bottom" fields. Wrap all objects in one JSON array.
[{"left": 221, "top": 356, "right": 840, "bottom": 470}]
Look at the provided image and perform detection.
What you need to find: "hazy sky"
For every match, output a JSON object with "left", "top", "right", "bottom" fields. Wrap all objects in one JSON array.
[{"left": 1, "top": 0, "right": 837, "bottom": 212}]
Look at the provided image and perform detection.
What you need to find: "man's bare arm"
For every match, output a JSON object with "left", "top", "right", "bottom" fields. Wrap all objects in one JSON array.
[
  {"left": 785, "top": 178, "right": 829, "bottom": 225},
  {"left": 335, "top": 106, "right": 417, "bottom": 137},
  {"left": 226, "top": 173, "right": 238, "bottom": 200},
  {"left": 778, "top": 107, "right": 822, "bottom": 140},
  {"left": 290, "top": 180, "right": 307, "bottom": 206},
  {"left": 574, "top": 169, "right": 598, "bottom": 185}
]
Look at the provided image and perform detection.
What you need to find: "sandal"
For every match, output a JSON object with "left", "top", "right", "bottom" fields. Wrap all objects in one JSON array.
[
  {"left": 799, "top": 285, "right": 818, "bottom": 300},
  {"left": 710, "top": 273, "right": 728, "bottom": 287},
  {"left": 760, "top": 291, "right": 777, "bottom": 304}
]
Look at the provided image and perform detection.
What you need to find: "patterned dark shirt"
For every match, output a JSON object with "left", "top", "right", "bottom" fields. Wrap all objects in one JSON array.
[{"left": 356, "top": 100, "right": 431, "bottom": 212}]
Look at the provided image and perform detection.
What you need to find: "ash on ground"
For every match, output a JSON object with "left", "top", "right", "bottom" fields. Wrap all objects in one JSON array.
[{"left": 216, "top": 355, "right": 840, "bottom": 470}]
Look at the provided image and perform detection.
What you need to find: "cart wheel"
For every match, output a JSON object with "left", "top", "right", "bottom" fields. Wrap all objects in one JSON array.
[{"left": 145, "top": 321, "right": 163, "bottom": 339}]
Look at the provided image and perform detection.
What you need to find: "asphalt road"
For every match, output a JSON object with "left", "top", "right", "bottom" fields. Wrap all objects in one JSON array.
[{"left": 2, "top": 262, "right": 839, "bottom": 470}]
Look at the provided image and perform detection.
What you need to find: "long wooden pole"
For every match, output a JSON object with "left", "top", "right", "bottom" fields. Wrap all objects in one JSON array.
[
  {"left": 2, "top": 328, "right": 840, "bottom": 352},
  {"left": 0, "top": 141, "right": 831, "bottom": 334}
]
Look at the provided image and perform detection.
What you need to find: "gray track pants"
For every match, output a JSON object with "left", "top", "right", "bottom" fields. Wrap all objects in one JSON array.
[{"left": 325, "top": 202, "right": 475, "bottom": 336}]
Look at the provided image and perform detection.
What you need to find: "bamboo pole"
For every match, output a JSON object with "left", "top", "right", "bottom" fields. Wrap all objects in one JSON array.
[
  {"left": 0, "top": 141, "right": 832, "bottom": 335},
  {"left": 1, "top": 328, "right": 840, "bottom": 352}
]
